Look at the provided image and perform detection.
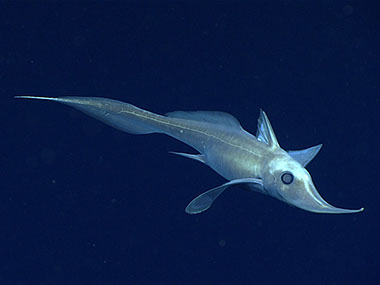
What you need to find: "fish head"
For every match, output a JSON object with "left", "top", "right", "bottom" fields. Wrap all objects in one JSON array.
[{"left": 261, "top": 152, "right": 363, "bottom": 214}]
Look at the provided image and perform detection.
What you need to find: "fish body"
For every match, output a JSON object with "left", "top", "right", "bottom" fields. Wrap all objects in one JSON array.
[{"left": 16, "top": 96, "right": 364, "bottom": 214}]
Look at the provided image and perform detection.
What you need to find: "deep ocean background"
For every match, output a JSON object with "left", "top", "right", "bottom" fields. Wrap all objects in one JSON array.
[{"left": 1, "top": 1, "right": 379, "bottom": 284}]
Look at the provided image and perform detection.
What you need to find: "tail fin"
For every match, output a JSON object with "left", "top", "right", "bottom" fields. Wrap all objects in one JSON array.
[{"left": 15, "top": 96, "right": 157, "bottom": 134}]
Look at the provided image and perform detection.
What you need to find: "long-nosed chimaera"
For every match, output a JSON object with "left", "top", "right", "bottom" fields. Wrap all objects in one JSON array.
[{"left": 16, "top": 96, "right": 364, "bottom": 214}]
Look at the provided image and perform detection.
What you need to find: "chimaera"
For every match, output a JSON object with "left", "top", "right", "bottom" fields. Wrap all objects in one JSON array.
[{"left": 15, "top": 96, "right": 364, "bottom": 214}]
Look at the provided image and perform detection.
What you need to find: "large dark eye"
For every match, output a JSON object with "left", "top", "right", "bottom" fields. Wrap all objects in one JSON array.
[{"left": 281, "top": 172, "right": 294, "bottom": 185}]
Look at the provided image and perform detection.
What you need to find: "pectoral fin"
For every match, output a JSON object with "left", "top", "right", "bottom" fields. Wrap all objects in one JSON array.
[
  {"left": 185, "top": 178, "right": 263, "bottom": 214},
  {"left": 288, "top": 144, "right": 322, "bottom": 167}
]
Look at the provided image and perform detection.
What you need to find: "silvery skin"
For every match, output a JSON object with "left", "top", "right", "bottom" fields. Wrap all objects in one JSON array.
[{"left": 16, "top": 96, "right": 364, "bottom": 214}]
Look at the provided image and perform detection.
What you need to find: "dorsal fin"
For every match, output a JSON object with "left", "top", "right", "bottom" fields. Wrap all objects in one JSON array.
[
  {"left": 166, "top": 110, "right": 242, "bottom": 129},
  {"left": 256, "top": 109, "right": 279, "bottom": 147}
]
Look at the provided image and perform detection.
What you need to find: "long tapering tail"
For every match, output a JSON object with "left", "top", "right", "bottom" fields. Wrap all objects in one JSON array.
[{"left": 15, "top": 96, "right": 162, "bottom": 134}]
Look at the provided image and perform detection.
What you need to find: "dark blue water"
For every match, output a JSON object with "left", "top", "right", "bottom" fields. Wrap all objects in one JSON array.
[{"left": 2, "top": 2, "right": 379, "bottom": 284}]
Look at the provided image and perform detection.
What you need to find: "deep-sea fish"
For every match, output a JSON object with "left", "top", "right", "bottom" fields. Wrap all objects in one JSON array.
[{"left": 16, "top": 96, "right": 364, "bottom": 214}]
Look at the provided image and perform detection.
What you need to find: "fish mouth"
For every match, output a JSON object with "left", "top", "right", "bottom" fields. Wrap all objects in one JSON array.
[{"left": 290, "top": 181, "right": 364, "bottom": 214}]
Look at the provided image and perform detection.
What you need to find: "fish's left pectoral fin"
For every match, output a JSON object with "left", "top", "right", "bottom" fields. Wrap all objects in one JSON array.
[
  {"left": 169, "top": 151, "right": 206, "bottom": 164},
  {"left": 185, "top": 184, "right": 228, "bottom": 214},
  {"left": 185, "top": 178, "right": 263, "bottom": 214},
  {"left": 288, "top": 144, "right": 322, "bottom": 167}
]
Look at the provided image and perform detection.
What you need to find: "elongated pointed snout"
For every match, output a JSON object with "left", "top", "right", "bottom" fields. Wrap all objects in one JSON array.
[{"left": 291, "top": 180, "right": 364, "bottom": 214}]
